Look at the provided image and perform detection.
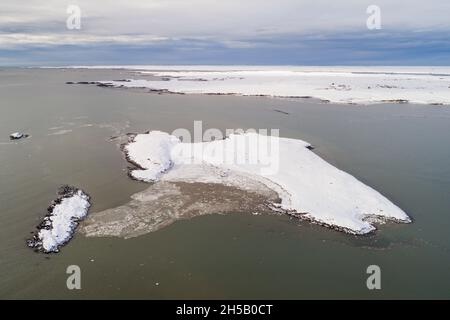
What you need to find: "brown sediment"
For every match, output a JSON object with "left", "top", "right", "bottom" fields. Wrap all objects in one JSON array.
[{"left": 80, "top": 181, "right": 280, "bottom": 239}]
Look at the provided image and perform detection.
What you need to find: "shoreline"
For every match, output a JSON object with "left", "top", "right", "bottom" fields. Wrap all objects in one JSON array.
[
  {"left": 62, "top": 65, "right": 450, "bottom": 106},
  {"left": 67, "top": 80, "right": 450, "bottom": 107}
]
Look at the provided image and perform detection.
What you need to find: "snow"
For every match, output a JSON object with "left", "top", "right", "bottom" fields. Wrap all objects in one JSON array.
[
  {"left": 125, "top": 131, "right": 411, "bottom": 234},
  {"left": 31, "top": 189, "right": 91, "bottom": 253},
  {"left": 64, "top": 65, "right": 450, "bottom": 75},
  {"left": 10, "top": 132, "right": 24, "bottom": 139},
  {"left": 77, "top": 65, "right": 450, "bottom": 105},
  {"left": 124, "top": 131, "right": 179, "bottom": 182}
]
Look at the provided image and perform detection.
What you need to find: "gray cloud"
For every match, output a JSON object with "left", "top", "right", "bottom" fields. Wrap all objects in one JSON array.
[
  {"left": 0, "top": 1, "right": 449, "bottom": 65},
  {"left": 1, "top": 0, "right": 450, "bottom": 46}
]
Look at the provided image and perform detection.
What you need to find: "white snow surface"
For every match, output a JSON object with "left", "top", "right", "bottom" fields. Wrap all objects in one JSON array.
[
  {"left": 38, "top": 190, "right": 91, "bottom": 252},
  {"left": 10, "top": 132, "right": 23, "bottom": 139},
  {"left": 125, "top": 131, "right": 411, "bottom": 234},
  {"left": 88, "top": 65, "right": 450, "bottom": 105},
  {"left": 66, "top": 65, "right": 450, "bottom": 75},
  {"left": 125, "top": 131, "right": 179, "bottom": 182}
]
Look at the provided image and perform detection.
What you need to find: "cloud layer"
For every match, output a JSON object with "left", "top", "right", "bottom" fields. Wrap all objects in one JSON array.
[{"left": 1, "top": 0, "right": 449, "bottom": 65}]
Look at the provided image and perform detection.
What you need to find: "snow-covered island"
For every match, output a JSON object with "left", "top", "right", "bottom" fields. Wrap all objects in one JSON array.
[
  {"left": 123, "top": 131, "right": 411, "bottom": 234},
  {"left": 74, "top": 66, "right": 450, "bottom": 105},
  {"left": 27, "top": 186, "right": 91, "bottom": 253}
]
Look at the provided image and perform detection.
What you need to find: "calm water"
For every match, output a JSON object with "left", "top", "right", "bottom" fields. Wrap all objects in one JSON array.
[{"left": 0, "top": 68, "right": 449, "bottom": 299}]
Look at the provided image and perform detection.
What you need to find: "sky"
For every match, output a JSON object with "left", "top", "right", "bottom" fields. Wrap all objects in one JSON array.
[{"left": 1, "top": 0, "right": 449, "bottom": 66}]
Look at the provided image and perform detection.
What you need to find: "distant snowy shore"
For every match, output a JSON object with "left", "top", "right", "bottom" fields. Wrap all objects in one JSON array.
[
  {"left": 27, "top": 186, "right": 91, "bottom": 253},
  {"left": 123, "top": 131, "right": 411, "bottom": 234},
  {"left": 67, "top": 65, "right": 450, "bottom": 105}
]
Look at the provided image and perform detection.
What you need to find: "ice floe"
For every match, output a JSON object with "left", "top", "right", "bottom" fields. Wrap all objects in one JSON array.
[
  {"left": 81, "top": 181, "right": 277, "bottom": 238},
  {"left": 9, "top": 132, "right": 29, "bottom": 140},
  {"left": 27, "top": 186, "right": 91, "bottom": 253},
  {"left": 124, "top": 131, "right": 411, "bottom": 234}
]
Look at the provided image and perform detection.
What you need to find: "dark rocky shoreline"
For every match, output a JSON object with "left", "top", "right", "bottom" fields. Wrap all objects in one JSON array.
[{"left": 27, "top": 185, "right": 91, "bottom": 253}]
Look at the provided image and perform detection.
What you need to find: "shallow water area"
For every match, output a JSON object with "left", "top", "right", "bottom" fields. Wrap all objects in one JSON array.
[{"left": 1, "top": 68, "right": 450, "bottom": 299}]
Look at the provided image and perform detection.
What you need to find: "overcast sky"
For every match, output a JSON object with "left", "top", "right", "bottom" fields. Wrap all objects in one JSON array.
[{"left": 1, "top": 0, "right": 449, "bottom": 66}]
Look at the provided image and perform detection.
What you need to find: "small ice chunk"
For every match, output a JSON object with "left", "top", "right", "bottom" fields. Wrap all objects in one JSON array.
[{"left": 10, "top": 132, "right": 28, "bottom": 140}]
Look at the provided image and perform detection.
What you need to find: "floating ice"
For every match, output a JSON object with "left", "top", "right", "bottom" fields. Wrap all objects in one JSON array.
[{"left": 9, "top": 132, "right": 29, "bottom": 140}]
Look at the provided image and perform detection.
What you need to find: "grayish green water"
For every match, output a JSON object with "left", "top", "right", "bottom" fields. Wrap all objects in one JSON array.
[{"left": 0, "top": 68, "right": 449, "bottom": 299}]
